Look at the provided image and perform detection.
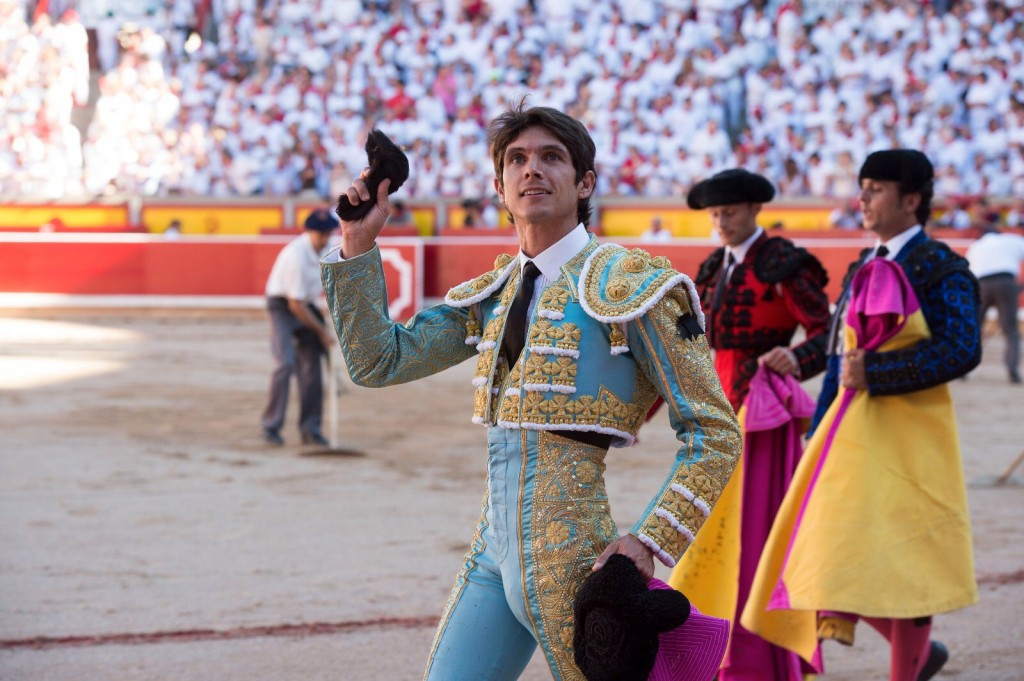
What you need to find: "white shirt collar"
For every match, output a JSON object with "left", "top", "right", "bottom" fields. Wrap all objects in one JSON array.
[
  {"left": 726, "top": 226, "right": 764, "bottom": 264},
  {"left": 876, "top": 225, "right": 922, "bottom": 259},
  {"left": 519, "top": 224, "right": 590, "bottom": 280}
]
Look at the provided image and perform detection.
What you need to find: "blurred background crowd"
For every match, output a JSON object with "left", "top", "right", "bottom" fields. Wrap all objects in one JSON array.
[{"left": 2, "top": 0, "right": 1023, "bottom": 228}]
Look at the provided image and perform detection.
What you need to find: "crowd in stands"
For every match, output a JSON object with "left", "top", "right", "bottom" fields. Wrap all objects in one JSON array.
[
  {"left": 0, "top": 1, "right": 90, "bottom": 196},
  {"left": 2, "top": 0, "right": 1024, "bottom": 223}
]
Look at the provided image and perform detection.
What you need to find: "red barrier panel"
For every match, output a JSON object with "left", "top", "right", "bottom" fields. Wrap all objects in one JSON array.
[
  {"left": 0, "top": 235, "right": 424, "bottom": 322},
  {"left": 0, "top": 238, "right": 280, "bottom": 295},
  {"left": 419, "top": 237, "right": 873, "bottom": 301},
  {"left": 2, "top": 234, "right": 1014, "bottom": 316}
]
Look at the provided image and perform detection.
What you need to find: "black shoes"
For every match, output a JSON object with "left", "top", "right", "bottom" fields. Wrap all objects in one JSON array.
[
  {"left": 263, "top": 429, "right": 328, "bottom": 446},
  {"left": 301, "top": 431, "right": 329, "bottom": 446},
  {"left": 917, "top": 640, "right": 949, "bottom": 681}
]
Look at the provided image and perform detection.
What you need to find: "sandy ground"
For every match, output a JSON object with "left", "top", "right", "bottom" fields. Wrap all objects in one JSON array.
[{"left": 0, "top": 310, "right": 1021, "bottom": 681}]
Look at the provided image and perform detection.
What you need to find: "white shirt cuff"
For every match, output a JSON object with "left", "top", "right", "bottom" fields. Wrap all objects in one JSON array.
[{"left": 321, "top": 244, "right": 346, "bottom": 264}]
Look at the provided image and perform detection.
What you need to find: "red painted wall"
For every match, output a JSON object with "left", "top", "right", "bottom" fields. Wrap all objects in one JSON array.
[
  {"left": 0, "top": 239, "right": 283, "bottom": 295},
  {"left": 0, "top": 234, "right": 1007, "bottom": 308},
  {"left": 420, "top": 236, "right": 878, "bottom": 301}
]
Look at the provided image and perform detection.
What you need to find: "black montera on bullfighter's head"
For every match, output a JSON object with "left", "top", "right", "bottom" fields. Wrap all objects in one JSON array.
[{"left": 335, "top": 129, "right": 410, "bottom": 222}]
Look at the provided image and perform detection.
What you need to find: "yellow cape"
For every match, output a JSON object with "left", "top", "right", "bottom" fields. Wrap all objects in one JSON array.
[
  {"left": 740, "top": 309, "right": 978, "bottom": 663},
  {"left": 667, "top": 411, "right": 743, "bottom": 621}
]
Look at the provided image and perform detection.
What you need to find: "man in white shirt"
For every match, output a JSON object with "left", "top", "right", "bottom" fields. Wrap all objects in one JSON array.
[
  {"left": 260, "top": 208, "right": 338, "bottom": 445},
  {"left": 967, "top": 223, "right": 1024, "bottom": 383},
  {"left": 640, "top": 215, "right": 672, "bottom": 243}
]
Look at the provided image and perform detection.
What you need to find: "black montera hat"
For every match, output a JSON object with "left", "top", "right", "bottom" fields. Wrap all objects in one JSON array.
[
  {"left": 304, "top": 208, "right": 340, "bottom": 232},
  {"left": 573, "top": 555, "right": 691, "bottom": 681},
  {"left": 686, "top": 168, "right": 775, "bottom": 210},
  {"left": 858, "top": 149, "right": 934, "bottom": 190}
]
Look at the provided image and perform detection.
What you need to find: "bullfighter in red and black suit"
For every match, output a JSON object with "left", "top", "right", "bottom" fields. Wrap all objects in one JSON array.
[
  {"left": 668, "top": 169, "right": 832, "bottom": 681},
  {"left": 689, "top": 169, "right": 831, "bottom": 411}
]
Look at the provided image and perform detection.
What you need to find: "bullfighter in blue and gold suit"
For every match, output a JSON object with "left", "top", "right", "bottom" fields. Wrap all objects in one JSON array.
[{"left": 321, "top": 104, "right": 740, "bottom": 680}]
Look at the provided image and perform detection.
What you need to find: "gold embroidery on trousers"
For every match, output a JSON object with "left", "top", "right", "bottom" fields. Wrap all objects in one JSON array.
[{"left": 530, "top": 432, "right": 619, "bottom": 680}]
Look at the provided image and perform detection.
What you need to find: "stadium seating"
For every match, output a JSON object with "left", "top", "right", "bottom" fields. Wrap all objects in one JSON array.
[{"left": 2, "top": 0, "right": 1021, "bottom": 234}]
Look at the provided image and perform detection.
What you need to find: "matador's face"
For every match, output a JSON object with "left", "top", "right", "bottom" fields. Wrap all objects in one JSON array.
[
  {"left": 495, "top": 126, "right": 594, "bottom": 240},
  {"left": 707, "top": 203, "right": 760, "bottom": 247}
]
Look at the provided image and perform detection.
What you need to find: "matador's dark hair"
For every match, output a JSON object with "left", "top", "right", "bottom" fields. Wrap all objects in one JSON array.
[{"left": 487, "top": 98, "right": 597, "bottom": 227}]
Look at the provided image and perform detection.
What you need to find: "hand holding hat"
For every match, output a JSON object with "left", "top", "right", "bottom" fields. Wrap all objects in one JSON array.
[
  {"left": 573, "top": 555, "right": 730, "bottom": 681},
  {"left": 335, "top": 128, "right": 410, "bottom": 222}
]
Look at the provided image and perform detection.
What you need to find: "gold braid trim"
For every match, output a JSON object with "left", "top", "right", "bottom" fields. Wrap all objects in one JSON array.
[
  {"left": 530, "top": 431, "right": 617, "bottom": 680},
  {"left": 629, "top": 293, "right": 740, "bottom": 563},
  {"left": 445, "top": 252, "right": 518, "bottom": 307},
  {"left": 580, "top": 245, "right": 693, "bottom": 324}
]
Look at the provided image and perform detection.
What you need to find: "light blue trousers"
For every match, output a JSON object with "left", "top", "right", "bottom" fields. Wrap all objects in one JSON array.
[{"left": 423, "top": 428, "right": 616, "bottom": 681}]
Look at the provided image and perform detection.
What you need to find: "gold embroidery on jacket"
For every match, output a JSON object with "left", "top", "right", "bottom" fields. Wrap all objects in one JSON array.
[
  {"left": 528, "top": 320, "right": 583, "bottom": 351},
  {"left": 481, "top": 317, "right": 502, "bottom": 343},
  {"left": 545, "top": 357, "right": 578, "bottom": 386},
  {"left": 523, "top": 354, "right": 550, "bottom": 385},
  {"left": 538, "top": 283, "right": 570, "bottom": 312},
  {"left": 473, "top": 385, "right": 491, "bottom": 415},
  {"left": 630, "top": 294, "right": 739, "bottom": 562},
  {"left": 582, "top": 246, "right": 689, "bottom": 320},
  {"left": 465, "top": 306, "right": 482, "bottom": 341},
  {"left": 494, "top": 253, "right": 515, "bottom": 270},
  {"left": 497, "top": 382, "right": 657, "bottom": 435},
  {"left": 468, "top": 270, "right": 523, "bottom": 423},
  {"left": 474, "top": 348, "right": 496, "bottom": 387},
  {"left": 447, "top": 253, "right": 516, "bottom": 305}
]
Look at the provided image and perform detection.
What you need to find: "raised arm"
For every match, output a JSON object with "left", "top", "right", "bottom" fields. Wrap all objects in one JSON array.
[
  {"left": 321, "top": 247, "right": 476, "bottom": 387},
  {"left": 321, "top": 172, "right": 476, "bottom": 387}
]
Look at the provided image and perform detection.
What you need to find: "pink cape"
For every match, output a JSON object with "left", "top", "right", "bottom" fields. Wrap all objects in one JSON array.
[
  {"left": 648, "top": 578, "right": 731, "bottom": 681},
  {"left": 726, "top": 367, "right": 817, "bottom": 680}
]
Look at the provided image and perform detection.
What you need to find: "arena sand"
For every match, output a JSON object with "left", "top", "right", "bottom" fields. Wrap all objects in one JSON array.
[{"left": 0, "top": 310, "right": 1021, "bottom": 680}]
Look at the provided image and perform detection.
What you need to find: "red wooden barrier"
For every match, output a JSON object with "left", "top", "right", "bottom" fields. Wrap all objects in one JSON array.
[{"left": 1, "top": 234, "right": 1016, "bottom": 314}]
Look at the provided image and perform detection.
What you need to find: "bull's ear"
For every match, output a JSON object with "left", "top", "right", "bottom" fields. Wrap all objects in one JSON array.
[{"left": 368, "top": 128, "right": 410, "bottom": 190}]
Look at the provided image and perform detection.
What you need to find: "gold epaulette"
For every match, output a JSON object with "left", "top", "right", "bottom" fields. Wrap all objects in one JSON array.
[
  {"left": 445, "top": 253, "right": 519, "bottom": 308},
  {"left": 579, "top": 244, "right": 704, "bottom": 327}
]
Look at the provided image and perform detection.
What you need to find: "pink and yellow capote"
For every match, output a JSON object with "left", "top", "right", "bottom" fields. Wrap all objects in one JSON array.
[{"left": 740, "top": 258, "right": 978, "bottom": 666}]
